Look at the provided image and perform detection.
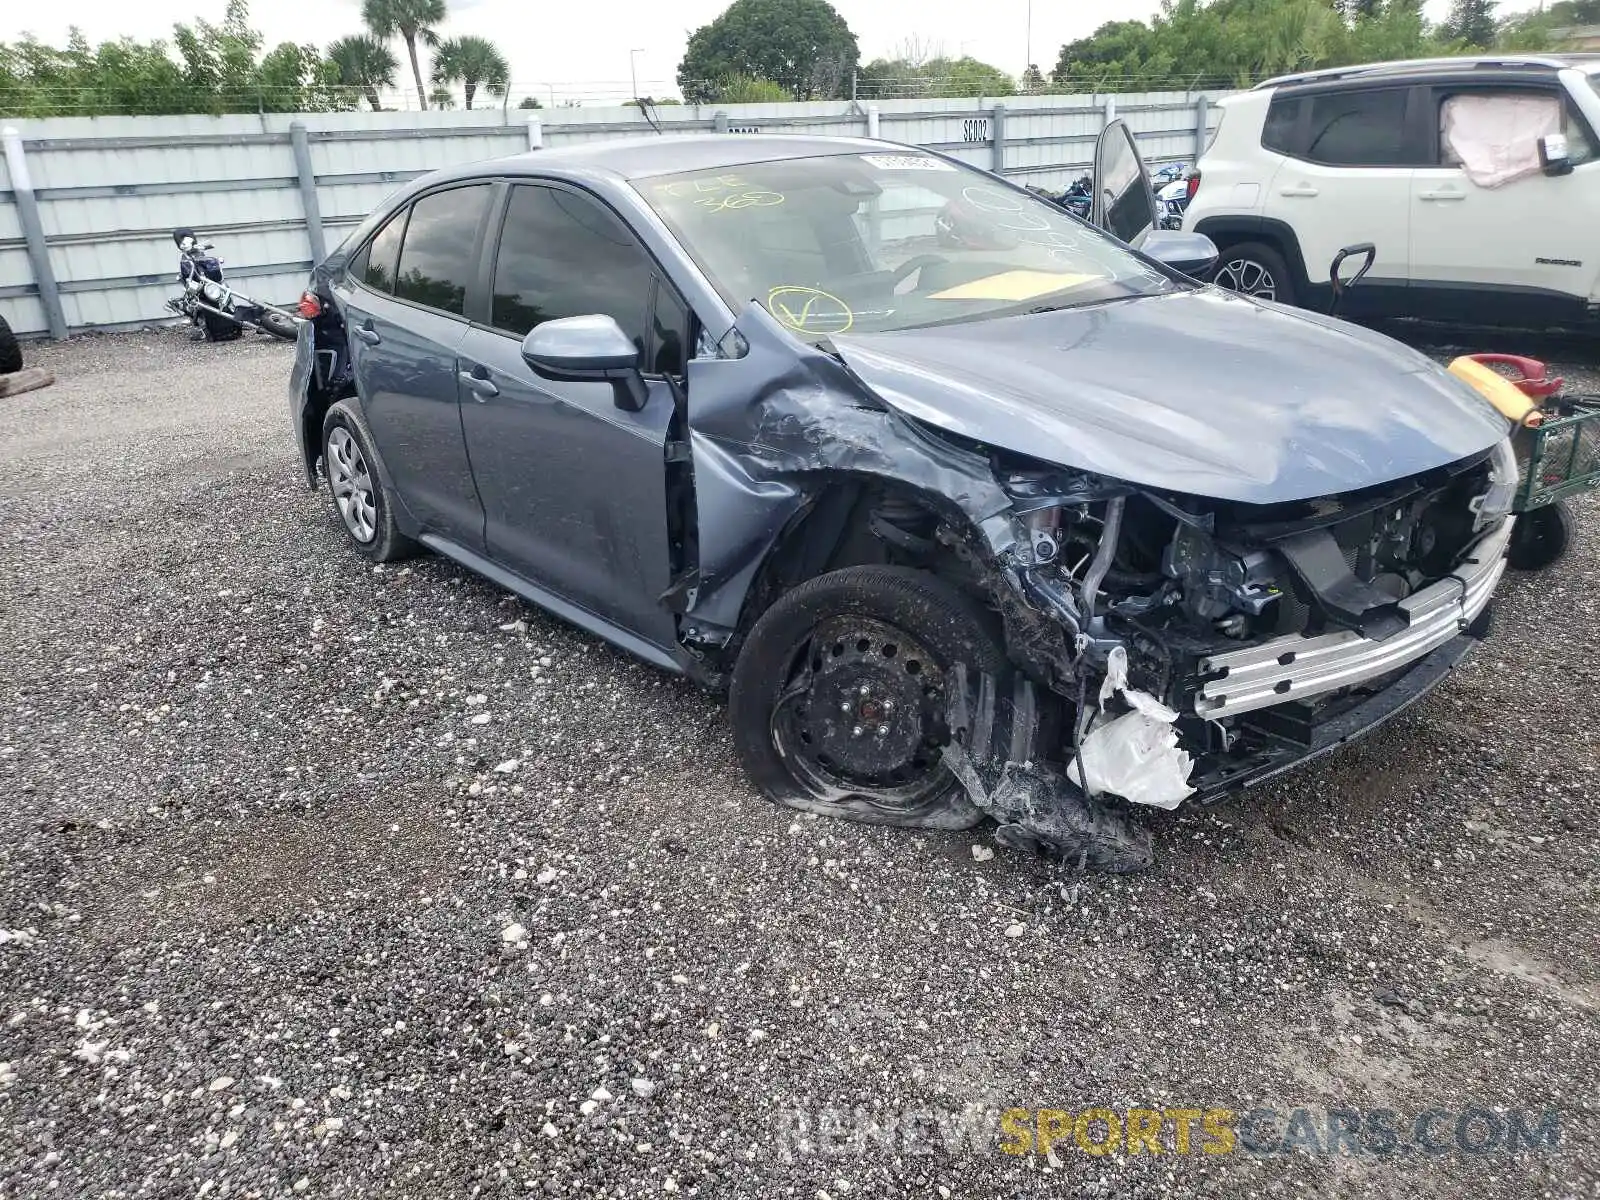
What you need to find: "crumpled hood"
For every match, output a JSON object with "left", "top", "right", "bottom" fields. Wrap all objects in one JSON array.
[{"left": 829, "top": 289, "right": 1510, "bottom": 504}]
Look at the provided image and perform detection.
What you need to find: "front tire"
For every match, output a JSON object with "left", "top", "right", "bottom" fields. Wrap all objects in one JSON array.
[
  {"left": 0, "top": 313, "right": 21, "bottom": 374},
  {"left": 729, "top": 565, "right": 1007, "bottom": 830},
  {"left": 1213, "top": 241, "right": 1297, "bottom": 306},
  {"left": 321, "top": 400, "right": 416, "bottom": 563},
  {"left": 258, "top": 309, "right": 299, "bottom": 341}
]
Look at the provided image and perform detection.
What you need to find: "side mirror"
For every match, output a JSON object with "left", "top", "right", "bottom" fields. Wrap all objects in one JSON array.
[
  {"left": 1539, "top": 132, "right": 1572, "bottom": 176},
  {"left": 1140, "top": 230, "right": 1218, "bottom": 278},
  {"left": 521, "top": 314, "right": 648, "bottom": 411}
]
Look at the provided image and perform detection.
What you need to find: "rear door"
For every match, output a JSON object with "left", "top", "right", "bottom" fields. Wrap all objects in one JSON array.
[
  {"left": 455, "top": 181, "right": 689, "bottom": 649},
  {"left": 1261, "top": 84, "right": 1419, "bottom": 309},
  {"left": 335, "top": 182, "right": 494, "bottom": 545},
  {"left": 1408, "top": 80, "right": 1600, "bottom": 324}
]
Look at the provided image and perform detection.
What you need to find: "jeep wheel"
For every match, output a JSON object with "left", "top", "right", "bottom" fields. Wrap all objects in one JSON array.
[
  {"left": 729, "top": 566, "right": 1007, "bottom": 831},
  {"left": 1214, "top": 241, "right": 1296, "bottom": 306}
]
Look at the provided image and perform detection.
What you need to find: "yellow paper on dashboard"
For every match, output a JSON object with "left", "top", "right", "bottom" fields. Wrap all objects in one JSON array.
[{"left": 929, "top": 270, "right": 1102, "bottom": 302}]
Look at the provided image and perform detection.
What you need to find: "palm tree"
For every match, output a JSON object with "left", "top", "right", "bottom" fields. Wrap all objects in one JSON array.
[
  {"left": 327, "top": 34, "right": 399, "bottom": 111},
  {"left": 431, "top": 35, "right": 510, "bottom": 110},
  {"left": 361, "top": 0, "right": 447, "bottom": 110}
]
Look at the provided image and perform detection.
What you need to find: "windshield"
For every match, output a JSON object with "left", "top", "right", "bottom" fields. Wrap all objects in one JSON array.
[{"left": 637, "top": 151, "right": 1180, "bottom": 339}]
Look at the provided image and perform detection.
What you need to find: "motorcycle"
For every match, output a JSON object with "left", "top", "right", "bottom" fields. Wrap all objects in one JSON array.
[
  {"left": 166, "top": 229, "right": 300, "bottom": 343},
  {"left": 1152, "top": 162, "right": 1194, "bottom": 230},
  {"left": 1027, "top": 176, "right": 1092, "bottom": 222}
]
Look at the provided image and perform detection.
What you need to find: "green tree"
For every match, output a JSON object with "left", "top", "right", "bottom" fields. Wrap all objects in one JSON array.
[
  {"left": 1021, "top": 63, "right": 1046, "bottom": 92},
  {"left": 328, "top": 34, "right": 398, "bottom": 110},
  {"left": 677, "top": 0, "right": 859, "bottom": 102},
  {"left": 715, "top": 74, "right": 791, "bottom": 103},
  {"left": 430, "top": 34, "right": 509, "bottom": 109},
  {"left": 517, "top": 94, "right": 542, "bottom": 109},
  {"left": 361, "top": 0, "right": 447, "bottom": 110},
  {"left": 173, "top": 0, "right": 262, "bottom": 105},
  {"left": 858, "top": 54, "right": 1015, "bottom": 98},
  {"left": 1441, "top": 0, "right": 1498, "bottom": 47}
]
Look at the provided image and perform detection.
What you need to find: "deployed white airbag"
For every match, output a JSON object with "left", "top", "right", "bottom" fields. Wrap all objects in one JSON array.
[{"left": 1441, "top": 92, "right": 1561, "bottom": 189}]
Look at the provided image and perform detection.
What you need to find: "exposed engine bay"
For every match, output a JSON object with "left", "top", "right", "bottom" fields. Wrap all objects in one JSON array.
[{"left": 935, "top": 437, "right": 1516, "bottom": 867}]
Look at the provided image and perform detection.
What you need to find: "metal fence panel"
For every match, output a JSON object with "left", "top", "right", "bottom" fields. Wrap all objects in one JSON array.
[{"left": 0, "top": 89, "right": 1233, "bottom": 338}]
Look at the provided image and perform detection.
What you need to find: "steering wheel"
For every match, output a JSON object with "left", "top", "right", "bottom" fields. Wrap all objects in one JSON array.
[{"left": 890, "top": 254, "right": 950, "bottom": 290}]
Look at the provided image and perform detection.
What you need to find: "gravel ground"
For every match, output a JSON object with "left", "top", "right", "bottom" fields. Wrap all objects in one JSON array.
[{"left": 1, "top": 326, "right": 1598, "bottom": 1200}]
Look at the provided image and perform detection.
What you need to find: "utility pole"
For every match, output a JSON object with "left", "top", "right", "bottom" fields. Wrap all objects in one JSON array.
[
  {"left": 1026, "top": 0, "right": 1033, "bottom": 76},
  {"left": 630, "top": 48, "right": 645, "bottom": 101}
]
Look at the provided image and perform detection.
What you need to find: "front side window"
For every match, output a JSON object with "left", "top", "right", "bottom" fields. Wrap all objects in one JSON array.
[
  {"left": 490, "top": 185, "right": 655, "bottom": 353},
  {"left": 1438, "top": 88, "right": 1595, "bottom": 178},
  {"left": 393, "top": 185, "right": 491, "bottom": 317},
  {"left": 638, "top": 151, "right": 1180, "bottom": 340},
  {"left": 1304, "top": 88, "right": 1411, "bottom": 165}
]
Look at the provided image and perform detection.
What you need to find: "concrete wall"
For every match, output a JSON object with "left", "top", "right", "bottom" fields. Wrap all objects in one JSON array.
[{"left": 0, "top": 90, "right": 1227, "bottom": 339}]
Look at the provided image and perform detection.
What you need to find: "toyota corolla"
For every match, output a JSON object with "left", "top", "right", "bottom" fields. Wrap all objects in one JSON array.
[{"left": 289, "top": 126, "right": 1516, "bottom": 869}]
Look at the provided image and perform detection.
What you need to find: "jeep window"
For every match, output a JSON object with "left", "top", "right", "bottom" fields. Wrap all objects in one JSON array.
[
  {"left": 639, "top": 152, "right": 1180, "bottom": 340},
  {"left": 391, "top": 185, "right": 490, "bottom": 317},
  {"left": 1304, "top": 88, "right": 1411, "bottom": 165},
  {"left": 1262, "top": 96, "right": 1299, "bottom": 154},
  {"left": 489, "top": 184, "right": 656, "bottom": 357},
  {"left": 357, "top": 210, "right": 407, "bottom": 295},
  {"left": 1437, "top": 88, "right": 1595, "bottom": 171}
]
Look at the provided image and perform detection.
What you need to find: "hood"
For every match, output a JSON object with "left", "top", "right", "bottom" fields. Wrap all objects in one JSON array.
[{"left": 829, "top": 289, "right": 1510, "bottom": 505}]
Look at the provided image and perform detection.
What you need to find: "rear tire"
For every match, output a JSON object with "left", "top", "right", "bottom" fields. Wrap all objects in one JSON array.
[
  {"left": 729, "top": 565, "right": 1007, "bottom": 831},
  {"left": 321, "top": 400, "right": 417, "bottom": 563},
  {"left": 0, "top": 313, "right": 22, "bottom": 374},
  {"left": 1213, "top": 240, "right": 1297, "bottom": 306}
]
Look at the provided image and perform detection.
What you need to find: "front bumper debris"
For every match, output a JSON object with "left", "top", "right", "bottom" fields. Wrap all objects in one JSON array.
[{"left": 1194, "top": 518, "right": 1510, "bottom": 718}]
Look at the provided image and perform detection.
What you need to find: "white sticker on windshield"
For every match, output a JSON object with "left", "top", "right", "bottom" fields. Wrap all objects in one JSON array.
[{"left": 861, "top": 153, "right": 956, "bottom": 172}]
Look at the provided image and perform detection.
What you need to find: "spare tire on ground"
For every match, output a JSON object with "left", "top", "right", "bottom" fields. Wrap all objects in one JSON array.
[{"left": 0, "top": 313, "right": 21, "bottom": 375}]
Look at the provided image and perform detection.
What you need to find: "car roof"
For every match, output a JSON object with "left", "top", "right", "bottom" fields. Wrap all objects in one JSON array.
[
  {"left": 1255, "top": 54, "right": 1597, "bottom": 91},
  {"left": 475, "top": 134, "right": 896, "bottom": 181}
]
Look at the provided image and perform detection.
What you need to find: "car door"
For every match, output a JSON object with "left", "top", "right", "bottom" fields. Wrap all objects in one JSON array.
[
  {"left": 335, "top": 182, "right": 494, "bottom": 546},
  {"left": 455, "top": 181, "right": 689, "bottom": 651},
  {"left": 1260, "top": 84, "right": 1418, "bottom": 309},
  {"left": 1409, "top": 82, "right": 1600, "bottom": 325}
]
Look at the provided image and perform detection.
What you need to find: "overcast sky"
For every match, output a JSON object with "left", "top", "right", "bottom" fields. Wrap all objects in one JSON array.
[{"left": 19, "top": 0, "right": 1536, "bottom": 105}]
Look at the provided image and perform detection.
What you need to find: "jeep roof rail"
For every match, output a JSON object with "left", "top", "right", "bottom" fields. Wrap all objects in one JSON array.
[{"left": 1254, "top": 55, "right": 1572, "bottom": 91}]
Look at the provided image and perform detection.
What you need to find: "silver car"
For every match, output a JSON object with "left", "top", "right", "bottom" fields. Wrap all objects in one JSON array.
[{"left": 289, "top": 124, "right": 1515, "bottom": 869}]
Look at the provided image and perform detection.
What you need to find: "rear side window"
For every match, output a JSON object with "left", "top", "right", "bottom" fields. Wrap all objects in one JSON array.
[
  {"left": 1262, "top": 97, "right": 1299, "bottom": 154},
  {"left": 490, "top": 184, "right": 655, "bottom": 351},
  {"left": 359, "top": 212, "right": 406, "bottom": 294},
  {"left": 1304, "top": 89, "right": 1410, "bottom": 166},
  {"left": 393, "top": 185, "right": 491, "bottom": 317}
]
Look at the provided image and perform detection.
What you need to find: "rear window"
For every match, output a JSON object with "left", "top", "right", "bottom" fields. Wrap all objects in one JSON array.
[
  {"left": 359, "top": 213, "right": 406, "bottom": 294},
  {"left": 1304, "top": 88, "right": 1410, "bottom": 165},
  {"left": 1262, "top": 97, "right": 1298, "bottom": 154},
  {"left": 393, "top": 185, "right": 491, "bottom": 317}
]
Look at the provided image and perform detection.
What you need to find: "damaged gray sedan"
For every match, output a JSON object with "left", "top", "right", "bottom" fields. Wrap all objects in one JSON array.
[{"left": 290, "top": 127, "right": 1516, "bottom": 869}]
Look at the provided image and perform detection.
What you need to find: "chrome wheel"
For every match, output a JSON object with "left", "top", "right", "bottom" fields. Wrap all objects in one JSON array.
[
  {"left": 1215, "top": 256, "right": 1277, "bottom": 300},
  {"left": 327, "top": 427, "right": 377, "bottom": 543}
]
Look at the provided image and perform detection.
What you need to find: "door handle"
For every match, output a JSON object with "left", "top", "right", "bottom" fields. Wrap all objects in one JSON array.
[
  {"left": 459, "top": 367, "right": 500, "bottom": 400},
  {"left": 353, "top": 320, "right": 380, "bottom": 345},
  {"left": 1419, "top": 189, "right": 1465, "bottom": 201},
  {"left": 1279, "top": 185, "right": 1319, "bottom": 197}
]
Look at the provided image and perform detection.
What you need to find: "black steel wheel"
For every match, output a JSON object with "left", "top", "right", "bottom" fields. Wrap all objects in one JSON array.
[
  {"left": 1508, "top": 504, "right": 1573, "bottom": 571},
  {"left": 729, "top": 565, "right": 1007, "bottom": 830}
]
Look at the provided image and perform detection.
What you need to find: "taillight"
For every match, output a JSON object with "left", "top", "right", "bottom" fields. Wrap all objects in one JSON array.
[
  {"left": 1186, "top": 172, "right": 1201, "bottom": 201},
  {"left": 298, "top": 290, "right": 323, "bottom": 319}
]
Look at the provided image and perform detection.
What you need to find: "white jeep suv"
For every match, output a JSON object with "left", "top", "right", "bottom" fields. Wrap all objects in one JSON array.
[{"left": 1185, "top": 55, "right": 1600, "bottom": 331}]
